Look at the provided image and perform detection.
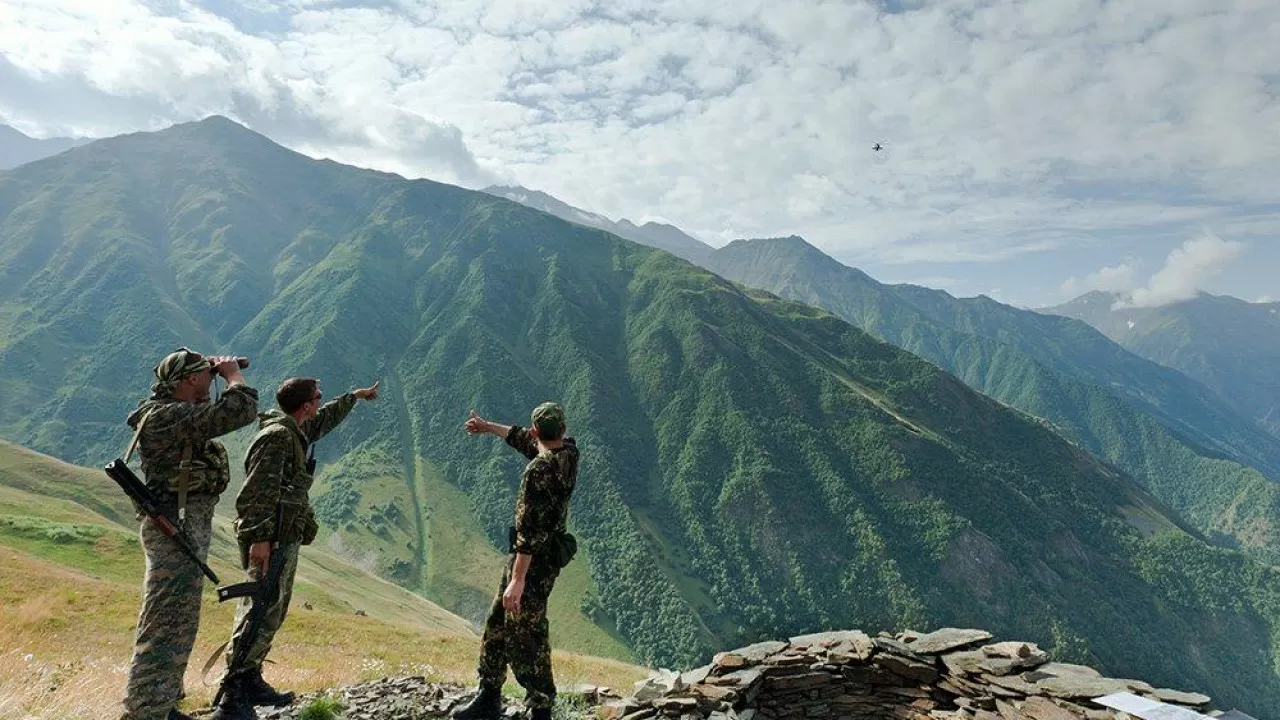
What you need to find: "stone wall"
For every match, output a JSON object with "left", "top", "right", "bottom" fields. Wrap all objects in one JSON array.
[{"left": 606, "top": 627, "right": 1222, "bottom": 720}]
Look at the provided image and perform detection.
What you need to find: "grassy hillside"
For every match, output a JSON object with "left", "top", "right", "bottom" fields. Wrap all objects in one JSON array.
[
  {"left": 0, "top": 440, "right": 647, "bottom": 719},
  {"left": 0, "top": 117, "right": 1277, "bottom": 713},
  {"left": 703, "top": 237, "right": 1280, "bottom": 567}
]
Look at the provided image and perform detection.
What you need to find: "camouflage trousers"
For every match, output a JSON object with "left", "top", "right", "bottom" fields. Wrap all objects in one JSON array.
[
  {"left": 223, "top": 541, "right": 301, "bottom": 675},
  {"left": 476, "top": 554, "right": 561, "bottom": 709},
  {"left": 120, "top": 494, "right": 219, "bottom": 720}
]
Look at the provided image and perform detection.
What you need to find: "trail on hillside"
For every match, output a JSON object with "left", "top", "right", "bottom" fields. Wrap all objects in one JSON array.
[{"left": 387, "top": 364, "right": 427, "bottom": 587}]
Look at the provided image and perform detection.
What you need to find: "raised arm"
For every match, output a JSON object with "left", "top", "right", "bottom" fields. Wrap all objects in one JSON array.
[
  {"left": 464, "top": 410, "right": 538, "bottom": 459},
  {"left": 504, "top": 425, "right": 540, "bottom": 460},
  {"left": 300, "top": 381, "right": 379, "bottom": 443},
  {"left": 300, "top": 392, "right": 357, "bottom": 443},
  {"left": 150, "top": 383, "right": 259, "bottom": 440}
]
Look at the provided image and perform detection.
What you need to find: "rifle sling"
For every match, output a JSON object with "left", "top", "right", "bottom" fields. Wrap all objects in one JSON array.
[
  {"left": 201, "top": 638, "right": 232, "bottom": 687},
  {"left": 122, "top": 408, "right": 153, "bottom": 464},
  {"left": 177, "top": 444, "right": 192, "bottom": 525},
  {"left": 123, "top": 406, "right": 195, "bottom": 526}
]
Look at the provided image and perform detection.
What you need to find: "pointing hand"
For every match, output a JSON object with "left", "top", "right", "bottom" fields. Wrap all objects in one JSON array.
[
  {"left": 354, "top": 381, "right": 380, "bottom": 401},
  {"left": 465, "top": 409, "right": 488, "bottom": 435}
]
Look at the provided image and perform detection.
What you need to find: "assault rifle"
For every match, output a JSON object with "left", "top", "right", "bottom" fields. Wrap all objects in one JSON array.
[
  {"left": 211, "top": 502, "right": 288, "bottom": 708},
  {"left": 104, "top": 458, "right": 219, "bottom": 584}
]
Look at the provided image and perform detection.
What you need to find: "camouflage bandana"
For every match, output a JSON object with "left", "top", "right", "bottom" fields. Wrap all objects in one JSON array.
[
  {"left": 530, "top": 401, "right": 566, "bottom": 437},
  {"left": 150, "top": 347, "right": 213, "bottom": 397}
]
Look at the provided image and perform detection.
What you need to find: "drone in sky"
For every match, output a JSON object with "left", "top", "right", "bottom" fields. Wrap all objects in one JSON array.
[{"left": 872, "top": 142, "right": 885, "bottom": 152}]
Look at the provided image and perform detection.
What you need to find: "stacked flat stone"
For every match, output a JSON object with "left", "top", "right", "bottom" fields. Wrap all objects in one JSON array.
[{"left": 603, "top": 627, "right": 1218, "bottom": 720}]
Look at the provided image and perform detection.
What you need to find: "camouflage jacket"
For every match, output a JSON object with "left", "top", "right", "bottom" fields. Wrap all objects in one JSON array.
[
  {"left": 234, "top": 392, "right": 358, "bottom": 546},
  {"left": 124, "top": 383, "right": 260, "bottom": 501},
  {"left": 505, "top": 425, "right": 578, "bottom": 556}
]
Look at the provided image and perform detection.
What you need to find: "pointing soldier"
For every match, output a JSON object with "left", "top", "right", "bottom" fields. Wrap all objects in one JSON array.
[
  {"left": 209, "top": 376, "right": 380, "bottom": 719},
  {"left": 119, "top": 348, "right": 259, "bottom": 720},
  {"left": 452, "top": 402, "right": 580, "bottom": 720}
]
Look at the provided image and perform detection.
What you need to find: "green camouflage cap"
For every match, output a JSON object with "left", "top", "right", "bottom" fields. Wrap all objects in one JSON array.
[
  {"left": 154, "top": 347, "right": 214, "bottom": 382},
  {"left": 531, "top": 401, "right": 566, "bottom": 436}
]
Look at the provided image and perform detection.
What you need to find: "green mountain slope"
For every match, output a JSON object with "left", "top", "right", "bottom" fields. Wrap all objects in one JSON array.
[
  {"left": 702, "top": 237, "right": 1280, "bottom": 566},
  {"left": 1045, "top": 291, "right": 1280, "bottom": 438},
  {"left": 0, "top": 117, "right": 1277, "bottom": 713}
]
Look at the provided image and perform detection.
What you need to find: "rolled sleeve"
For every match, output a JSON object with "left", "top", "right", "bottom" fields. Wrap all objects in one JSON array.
[{"left": 505, "top": 424, "right": 540, "bottom": 460}]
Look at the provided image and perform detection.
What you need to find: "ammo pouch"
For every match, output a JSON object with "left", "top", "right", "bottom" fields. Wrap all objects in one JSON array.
[
  {"left": 508, "top": 526, "right": 578, "bottom": 568},
  {"left": 124, "top": 410, "right": 231, "bottom": 523},
  {"left": 278, "top": 492, "right": 317, "bottom": 545},
  {"left": 551, "top": 531, "right": 578, "bottom": 568},
  {"left": 169, "top": 441, "right": 232, "bottom": 496}
]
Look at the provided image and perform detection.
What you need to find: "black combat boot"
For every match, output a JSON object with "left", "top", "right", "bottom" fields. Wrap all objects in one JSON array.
[
  {"left": 244, "top": 666, "right": 295, "bottom": 707},
  {"left": 530, "top": 707, "right": 553, "bottom": 720},
  {"left": 450, "top": 684, "right": 503, "bottom": 720},
  {"left": 208, "top": 674, "right": 259, "bottom": 720},
  {"left": 167, "top": 710, "right": 196, "bottom": 720}
]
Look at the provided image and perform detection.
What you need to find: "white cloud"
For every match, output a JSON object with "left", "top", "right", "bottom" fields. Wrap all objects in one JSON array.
[
  {"left": 1113, "top": 232, "right": 1245, "bottom": 309},
  {"left": 1061, "top": 261, "right": 1140, "bottom": 296},
  {"left": 0, "top": 0, "right": 1278, "bottom": 269}
]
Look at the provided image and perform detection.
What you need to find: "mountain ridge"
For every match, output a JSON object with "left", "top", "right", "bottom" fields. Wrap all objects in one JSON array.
[{"left": 482, "top": 183, "right": 714, "bottom": 264}]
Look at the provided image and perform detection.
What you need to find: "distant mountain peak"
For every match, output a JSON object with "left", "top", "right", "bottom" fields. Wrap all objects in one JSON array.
[
  {"left": 0, "top": 123, "right": 30, "bottom": 141},
  {"left": 154, "top": 113, "right": 278, "bottom": 146},
  {"left": 1045, "top": 286, "right": 1280, "bottom": 437},
  {"left": 0, "top": 122, "right": 93, "bottom": 171},
  {"left": 721, "top": 235, "right": 818, "bottom": 253},
  {"left": 712, "top": 235, "right": 881, "bottom": 286},
  {"left": 482, "top": 183, "right": 712, "bottom": 263}
]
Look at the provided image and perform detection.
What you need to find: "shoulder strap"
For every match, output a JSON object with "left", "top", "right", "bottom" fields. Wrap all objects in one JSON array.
[
  {"left": 297, "top": 431, "right": 310, "bottom": 469},
  {"left": 303, "top": 429, "right": 318, "bottom": 475},
  {"left": 123, "top": 408, "right": 157, "bottom": 464},
  {"left": 125, "top": 406, "right": 195, "bottom": 525}
]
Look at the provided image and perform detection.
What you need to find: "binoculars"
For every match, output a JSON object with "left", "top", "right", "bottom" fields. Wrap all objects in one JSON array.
[{"left": 211, "top": 357, "right": 251, "bottom": 375}]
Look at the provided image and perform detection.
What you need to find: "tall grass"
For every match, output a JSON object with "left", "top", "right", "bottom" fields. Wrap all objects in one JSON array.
[{"left": 0, "top": 527, "right": 646, "bottom": 719}]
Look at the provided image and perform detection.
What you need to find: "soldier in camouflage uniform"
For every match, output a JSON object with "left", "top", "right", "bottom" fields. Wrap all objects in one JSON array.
[
  {"left": 209, "top": 376, "right": 380, "bottom": 720},
  {"left": 453, "top": 402, "right": 580, "bottom": 720},
  {"left": 119, "top": 348, "right": 260, "bottom": 720}
]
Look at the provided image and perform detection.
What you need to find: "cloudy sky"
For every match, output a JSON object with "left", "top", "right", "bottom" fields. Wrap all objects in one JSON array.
[{"left": 1, "top": 0, "right": 1277, "bottom": 308}]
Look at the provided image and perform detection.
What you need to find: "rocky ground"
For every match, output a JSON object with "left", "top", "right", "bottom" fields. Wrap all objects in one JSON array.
[
  {"left": 201, "top": 626, "right": 1252, "bottom": 720},
  {"left": 240, "top": 676, "right": 617, "bottom": 720}
]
